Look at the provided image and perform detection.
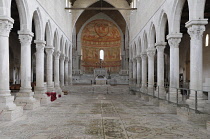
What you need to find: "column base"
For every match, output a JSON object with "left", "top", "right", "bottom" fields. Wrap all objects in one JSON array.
[
  {"left": 55, "top": 86, "right": 64, "bottom": 97},
  {"left": 34, "top": 88, "right": 51, "bottom": 105},
  {"left": 0, "top": 106, "right": 23, "bottom": 121},
  {"left": 166, "top": 89, "right": 184, "bottom": 104},
  {"left": 0, "top": 94, "right": 24, "bottom": 121},
  {"left": 155, "top": 87, "right": 166, "bottom": 99},
  {"left": 15, "top": 91, "right": 40, "bottom": 110}
]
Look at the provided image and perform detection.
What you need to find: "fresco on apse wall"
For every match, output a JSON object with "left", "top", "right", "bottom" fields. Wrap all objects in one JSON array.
[{"left": 81, "top": 19, "right": 121, "bottom": 73}]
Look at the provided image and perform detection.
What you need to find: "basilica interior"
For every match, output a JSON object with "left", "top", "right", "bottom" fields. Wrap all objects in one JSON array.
[{"left": 1, "top": 0, "right": 210, "bottom": 138}]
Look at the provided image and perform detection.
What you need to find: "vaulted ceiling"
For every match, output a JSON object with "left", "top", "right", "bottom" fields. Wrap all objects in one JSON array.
[{"left": 70, "top": 0, "right": 132, "bottom": 6}]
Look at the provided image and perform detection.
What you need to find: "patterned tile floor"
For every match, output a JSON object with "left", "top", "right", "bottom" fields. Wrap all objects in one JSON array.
[{"left": 0, "top": 91, "right": 210, "bottom": 139}]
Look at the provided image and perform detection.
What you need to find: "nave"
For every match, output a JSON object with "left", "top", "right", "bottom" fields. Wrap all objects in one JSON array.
[{"left": 0, "top": 86, "right": 209, "bottom": 139}]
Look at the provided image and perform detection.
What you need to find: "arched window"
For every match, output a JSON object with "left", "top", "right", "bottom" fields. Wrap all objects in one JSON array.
[
  {"left": 206, "top": 34, "right": 209, "bottom": 47},
  {"left": 100, "top": 50, "right": 104, "bottom": 60}
]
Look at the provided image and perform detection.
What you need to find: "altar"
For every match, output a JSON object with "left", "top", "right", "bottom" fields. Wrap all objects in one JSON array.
[{"left": 94, "top": 68, "right": 107, "bottom": 85}]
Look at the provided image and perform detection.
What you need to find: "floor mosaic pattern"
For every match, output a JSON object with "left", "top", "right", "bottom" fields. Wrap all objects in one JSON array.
[{"left": 0, "top": 89, "right": 210, "bottom": 139}]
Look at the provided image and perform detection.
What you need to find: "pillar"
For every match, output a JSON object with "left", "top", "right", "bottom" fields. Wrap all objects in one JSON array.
[
  {"left": 186, "top": 19, "right": 208, "bottom": 100},
  {"left": 54, "top": 51, "right": 63, "bottom": 95},
  {"left": 147, "top": 48, "right": 156, "bottom": 93},
  {"left": 68, "top": 59, "right": 72, "bottom": 85},
  {"left": 167, "top": 34, "right": 182, "bottom": 92},
  {"left": 15, "top": 30, "right": 40, "bottom": 110},
  {"left": 129, "top": 60, "right": 133, "bottom": 85},
  {"left": 132, "top": 58, "right": 137, "bottom": 84},
  {"left": 155, "top": 42, "right": 167, "bottom": 98},
  {"left": 60, "top": 54, "right": 65, "bottom": 87},
  {"left": 34, "top": 40, "right": 50, "bottom": 105},
  {"left": 136, "top": 56, "right": 141, "bottom": 87},
  {"left": 141, "top": 53, "right": 147, "bottom": 91},
  {"left": 0, "top": 17, "right": 23, "bottom": 120},
  {"left": 64, "top": 56, "right": 69, "bottom": 86},
  {"left": 45, "top": 46, "right": 55, "bottom": 92}
]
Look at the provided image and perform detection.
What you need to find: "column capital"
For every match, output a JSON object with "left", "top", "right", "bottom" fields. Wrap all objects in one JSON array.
[
  {"left": 18, "top": 30, "right": 34, "bottom": 45},
  {"left": 141, "top": 52, "right": 147, "bottom": 60},
  {"left": 45, "top": 47, "right": 54, "bottom": 55},
  {"left": 132, "top": 58, "right": 137, "bottom": 63},
  {"left": 155, "top": 42, "right": 166, "bottom": 52},
  {"left": 65, "top": 56, "right": 69, "bottom": 62},
  {"left": 0, "top": 16, "right": 14, "bottom": 37},
  {"left": 136, "top": 55, "right": 141, "bottom": 63},
  {"left": 167, "top": 33, "right": 182, "bottom": 48},
  {"left": 147, "top": 48, "right": 156, "bottom": 58},
  {"left": 60, "top": 54, "right": 65, "bottom": 61},
  {"left": 54, "top": 51, "right": 61, "bottom": 59},
  {"left": 35, "top": 40, "right": 46, "bottom": 53}
]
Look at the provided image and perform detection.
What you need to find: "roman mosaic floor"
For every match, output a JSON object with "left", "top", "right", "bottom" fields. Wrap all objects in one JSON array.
[{"left": 0, "top": 90, "right": 210, "bottom": 139}]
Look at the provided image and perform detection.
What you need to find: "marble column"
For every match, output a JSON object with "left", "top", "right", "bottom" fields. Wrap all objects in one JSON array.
[
  {"left": 60, "top": 54, "right": 65, "bottom": 87},
  {"left": 186, "top": 20, "right": 208, "bottom": 100},
  {"left": 34, "top": 40, "right": 50, "bottom": 105},
  {"left": 68, "top": 59, "right": 72, "bottom": 85},
  {"left": 45, "top": 46, "right": 55, "bottom": 92},
  {"left": 155, "top": 42, "right": 167, "bottom": 98},
  {"left": 132, "top": 58, "right": 137, "bottom": 85},
  {"left": 129, "top": 60, "right": 133, "bottom": 85},
  {"left": 136, "top": 56, "right": 141, "bottom": 87},
  {"left": 54, "top": 51, "right": 63, "bottom": 95},
  {"left": 0, "top": 17, "right": 23, "bottom": 120},
  {"left": 141, "top": 53, "right": 147, "bottom": 91},
  {"left": 147, "top": 48, "right": 156, "bottom": 94},
  {"left": 15, "top": 30, "right": 40, "bottom": 110},
  {"left": 64, "top": 56, "right": 69, "bottom": 86},
  {"left": 167, "top": 34, "right": 182, "bottom": 92}
]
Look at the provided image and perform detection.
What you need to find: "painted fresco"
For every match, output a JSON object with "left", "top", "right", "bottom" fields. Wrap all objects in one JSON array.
[{"left": 81, "top": 19, "right": 121, "bottom": 73}]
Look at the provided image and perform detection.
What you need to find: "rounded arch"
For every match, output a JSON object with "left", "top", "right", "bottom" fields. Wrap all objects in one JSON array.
[
  {"left": 142, "top": 31, "right": 148, "bottom": 52},
  {"left": 32, "top": 8, "right": 44, "bottom": 40},
  {"left": 171, "top": 0, "right": 187, "bottom": 33},
  {"left": 53, "top": 29, "right": 60, "bottom": 51},
  {"left": 45, "top": 21, "right": 53, "bottom": 46},
  {"left": 9, "top": 0, "right": 30, "bottom": 30},
  {"left": 60, "top": 36, "right": 65, "bottom": 54},
  {"left": 148, "top": 23, "right": 156, "bottom": 48},
  {"left": 158, "top": 10, "right": 169, "bottom": 42}
]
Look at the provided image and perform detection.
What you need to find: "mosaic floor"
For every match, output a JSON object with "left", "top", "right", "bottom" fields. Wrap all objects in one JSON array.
[{"left": 0, "top": 90, "right": 210, "bottom": 139}]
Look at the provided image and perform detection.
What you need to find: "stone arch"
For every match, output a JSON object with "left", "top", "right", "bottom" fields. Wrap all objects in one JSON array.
[
  {"left": 158, "top": 10, "right": 169, "bottom": 42},
  {"left": 60, "top": 36, "right": 65, "bottom": 54},
  {"left": 9, "top": 0, "right": 30, "bottom": 30},
  {"left": 32, "top": 8, "right": 44, "bottom": 40},
  {"left": 171, "top": 0, "right": 187, "bottom": 33},
  {"left": 53, "top": 29, "right": 60, "bottom": 51},
  {"left": 148, "top": 23, "right": 156, "bottom": 48},
  {"left": 65, "top": 41, "right": 69, "bottom": 57},
  {"left": 45, "top": 21, "right": 53, "bottom": 46},
  {"left": 142, "top": 31, "right": 148, "bottom": 52}
]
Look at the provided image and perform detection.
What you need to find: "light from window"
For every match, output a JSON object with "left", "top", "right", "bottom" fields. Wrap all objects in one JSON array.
[
  {"left": 206, "top": 34, "right": 209, "bottom": 47},
  {"left": 100, "top": 50, "right": 104, "bottom": 60}
]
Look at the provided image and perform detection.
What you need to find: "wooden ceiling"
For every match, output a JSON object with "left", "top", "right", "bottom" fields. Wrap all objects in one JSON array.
[{"left": 70, "top": 0, "right": 132, "bottom": 6}]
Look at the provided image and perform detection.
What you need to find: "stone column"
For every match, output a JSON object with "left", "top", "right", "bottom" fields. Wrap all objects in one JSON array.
[
  {"left": 64, "top": 56, "right": 69, "bottom": 86},
  {"left": 141, "top": 53, "right": 147, "bottom": 91},
  {"left": 15, "top": 30, "right": 40, "bottom": 110},
  {"left": 147, "top": 48, "right": 156, "bottom": 94},
  {"left": 136, "top": 56, "right": 141, "bottom": 87},
  {"left": 54, "top": 51, "right": 62, "bottom": 95},
  {"left": 0, "top": 17, "right": 23, "bottom": 120},
  {"left": 132, "top": 58, "right": 137, "bottom": 84},
  {"left": 167, "top": 34, "right": 182, "bottom": 92},
  {"left": 155, "top": 42, "right": 167, "bottom": 98},
  {"left": 186, "top": 20, "right": 208, "bottom": 100},
  {"left": 68, "top": 59, "right": 72, "bottom": 85},
  {"left": 34, "top": 40, "right": 50, "bottom": 105},
  {"left": 45, "top": 46, "right": 55, "bottom": 92},
  {"left": 60, "top": 54, "right": 65, "bottom": 87},
  {"left": 129, "top": 60, "right": 133, "bottom": 85}
]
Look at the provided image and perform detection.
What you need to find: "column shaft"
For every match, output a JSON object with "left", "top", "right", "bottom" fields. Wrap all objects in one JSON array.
[
  {"left": 45, "top": 47, "right": 54, "bottom": 91},
  {"left": 136, "top": 56, "right": 141, "bottom": 87},
  {"left": 132, "top": 59, "right": 137, "bottom": 84},
  {"left": 60, "top": 54, "right": 65, "bottom": 87},
  {"left": 64, "top": 57, "right": 69, "bottom": 86},
  {"left": 141, "top": 53, "right": 147, "bottom": 88},
  {"left": 147, "top": 49, "right": 156, "bottom": 89}
]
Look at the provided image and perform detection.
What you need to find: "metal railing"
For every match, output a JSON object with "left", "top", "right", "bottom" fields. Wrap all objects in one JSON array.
[{"left": 129, "top": 83, "right": 209, "bottom": 114}]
